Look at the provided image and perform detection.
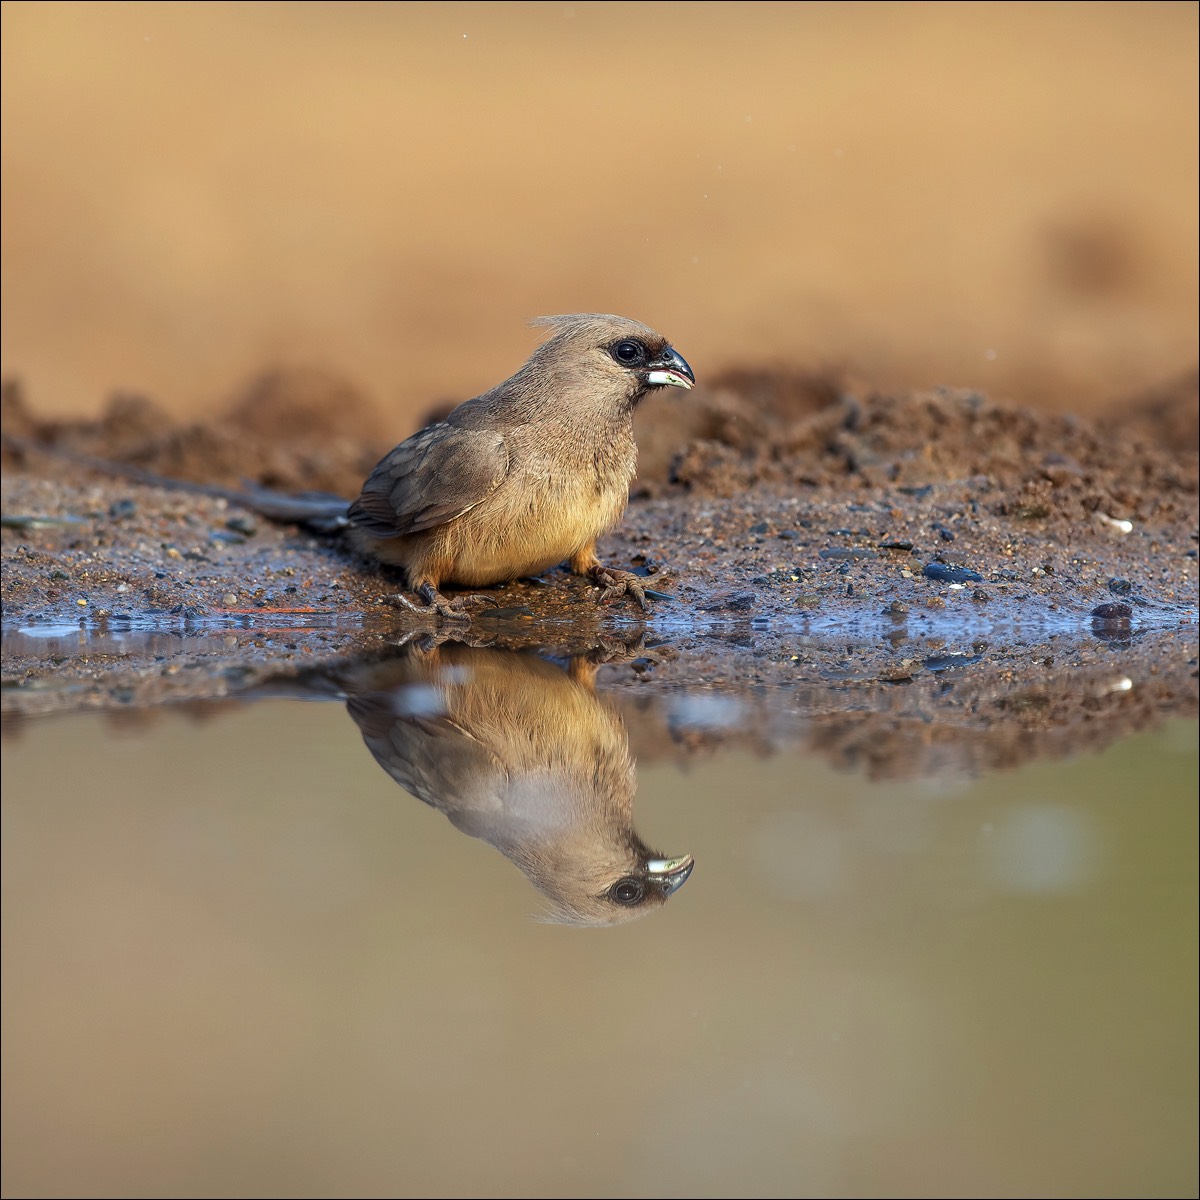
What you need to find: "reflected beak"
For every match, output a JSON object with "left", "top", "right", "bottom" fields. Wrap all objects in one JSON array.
[
  {"left": 646, "top": 347, "right": 695, "bottom": 390},
  {"left": 647, "top": 854, "right": 695, "bottom": 896}
]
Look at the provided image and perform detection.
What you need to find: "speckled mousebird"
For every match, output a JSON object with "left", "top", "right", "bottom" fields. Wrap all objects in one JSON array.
[
  {"left": 347, "top": 314, "right": 694, "bottom": 617},
  {"left": 334, "top": 641, "right": 694, "bottom": 926}
]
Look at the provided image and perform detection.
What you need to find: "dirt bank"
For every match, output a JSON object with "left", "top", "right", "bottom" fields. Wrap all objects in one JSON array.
[{"left": 2, "top": 366, "right": 1196, "bottom": 779}]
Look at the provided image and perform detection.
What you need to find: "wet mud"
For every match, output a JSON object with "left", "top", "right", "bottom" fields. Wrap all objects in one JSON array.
[{"left": 2, "top": 368, "right": 1197, "bottom": 775}]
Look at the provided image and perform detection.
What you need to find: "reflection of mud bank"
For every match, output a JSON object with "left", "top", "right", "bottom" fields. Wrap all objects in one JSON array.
[
  {"left": 619, "top": 626, "right": 1198, "bottom": 781},
  {"left": 3, "top": 623, "right": 1195, "bottom": 785}
]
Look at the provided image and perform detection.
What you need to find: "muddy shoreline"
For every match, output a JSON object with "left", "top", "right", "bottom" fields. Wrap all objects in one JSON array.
[{"left": 3, "top": 369, "right": 1196, "bottom": 772}]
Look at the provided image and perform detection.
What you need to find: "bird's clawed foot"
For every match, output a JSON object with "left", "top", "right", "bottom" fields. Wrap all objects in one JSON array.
[
  {"left": 383, "top": 584, "right": 499, "bottom": 623},
  {"left": 587, "top": 629, "right": 672, "bottom": 664},
  {"left": 567, "top": 632, "right": 674, "bottom": 686},
  {"left": 589, "top": 566, "right": 674, "bottom": 611}
]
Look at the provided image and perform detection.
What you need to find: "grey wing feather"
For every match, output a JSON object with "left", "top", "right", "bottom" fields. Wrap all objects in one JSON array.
[
  {"left": 348, "top": 424, "right": 510, "bottom": 539},
  {"left": 347, "top": 693, "right": 507, "bottom": 823}
]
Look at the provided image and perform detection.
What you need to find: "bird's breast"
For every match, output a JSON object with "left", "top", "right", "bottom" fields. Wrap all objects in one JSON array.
[{"left": 444, "top": 433, "right": 635, "bottom": 583}]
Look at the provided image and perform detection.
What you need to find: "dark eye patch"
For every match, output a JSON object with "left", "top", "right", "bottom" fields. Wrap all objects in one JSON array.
[
  {"left": 611, "top": 339, "right": 647, "bottom": 367},
  {"left": 610, "top": 877, "right": 646, "bottom": 906}
]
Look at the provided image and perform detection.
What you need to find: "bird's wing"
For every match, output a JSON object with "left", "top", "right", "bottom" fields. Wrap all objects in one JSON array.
[
  {"left": 347, "top": 693, "right": 508, "bottom": 819},
  {"left": 347, "top": 423, "right": 510, "bottom": 538}
]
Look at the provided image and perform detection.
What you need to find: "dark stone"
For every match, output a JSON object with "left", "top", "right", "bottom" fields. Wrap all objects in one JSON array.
[
  {"left": 923, "top": 562, "right": 983, "bottom": 583},
  {"left": 1091, "top": 602, "right": 1133, "bottom": 621},
  {"left": 225, "top": 515, "right": 258, "bottom": 536}
]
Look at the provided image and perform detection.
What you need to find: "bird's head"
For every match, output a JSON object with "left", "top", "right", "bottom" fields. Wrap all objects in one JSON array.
[
  {"left": 528, "top": 313, "right": 695, "bottom": 408},
  {"left": 527, "top": 837, "right": 696, "bottom": 928}
]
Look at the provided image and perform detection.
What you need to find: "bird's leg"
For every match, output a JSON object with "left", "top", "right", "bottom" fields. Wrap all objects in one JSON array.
[
  {"left": 382, "top": 582, "right": 496, "bottom": 622},
  {"left": 567, "top": 656, "right": 602, "bottom": 689},
  {"left": 569, "top": 545, "right": 653, "bottom": 611}
]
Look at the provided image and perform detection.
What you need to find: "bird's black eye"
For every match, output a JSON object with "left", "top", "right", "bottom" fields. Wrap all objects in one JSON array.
[
  {"left": 610, "top": 877, "right": 646, "bottom": 906},
  {"left": 611, "top": 339, "right": 646, "bottom": 367}
]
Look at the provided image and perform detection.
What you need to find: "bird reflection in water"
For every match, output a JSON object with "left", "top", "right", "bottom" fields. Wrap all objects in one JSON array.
[{"left": 326, "top": 642, "right": 693, "bottom": 926}]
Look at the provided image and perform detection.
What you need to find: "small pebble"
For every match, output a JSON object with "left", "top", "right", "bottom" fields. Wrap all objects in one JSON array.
[
  {"left": 923, "top": 562, "right": 983, "bottom": 583},
  {"left": 1, "top": 513, "right": 88, "bottom": 530},
  {"left": 226, "top": 515, "right": 258, "bottom": 536},
  {"left": 1091, "top": 602, "right": 1132, "bottom": 622},
  {"left": 701, "top": 591, "right": 757, "bottom": 612},
  {"left": 1015, "top": 502, "right": 1051, "bottom": 520},
  {"left": 1096, "top": 512, "right": 1133, "bottom": 535},
  {"left": 923, "top": 653, "right": 983, "bottom": 672}
]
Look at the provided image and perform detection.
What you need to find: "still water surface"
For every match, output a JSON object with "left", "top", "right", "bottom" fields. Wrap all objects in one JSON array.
[{"left": 2, "top": 646, "right": 1196, "bottom": 1197}]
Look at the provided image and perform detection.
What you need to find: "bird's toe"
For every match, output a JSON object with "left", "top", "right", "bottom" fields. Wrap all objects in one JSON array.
[{"left": 382, "top": 587, "right": 474, "bottom": 623}]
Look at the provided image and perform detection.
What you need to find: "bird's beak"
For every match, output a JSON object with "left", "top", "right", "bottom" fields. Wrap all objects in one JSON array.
[
  {"left": 647, "top": 854, "right": 695, "bottom": 896},
  {"left": 646, "top": 347, "right": 695, "bottom": 390}
]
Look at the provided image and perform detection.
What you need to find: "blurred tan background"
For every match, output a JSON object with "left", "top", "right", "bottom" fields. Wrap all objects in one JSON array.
[{"left": 2, "top": 1, "right": 1196, "bottom": 422}]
